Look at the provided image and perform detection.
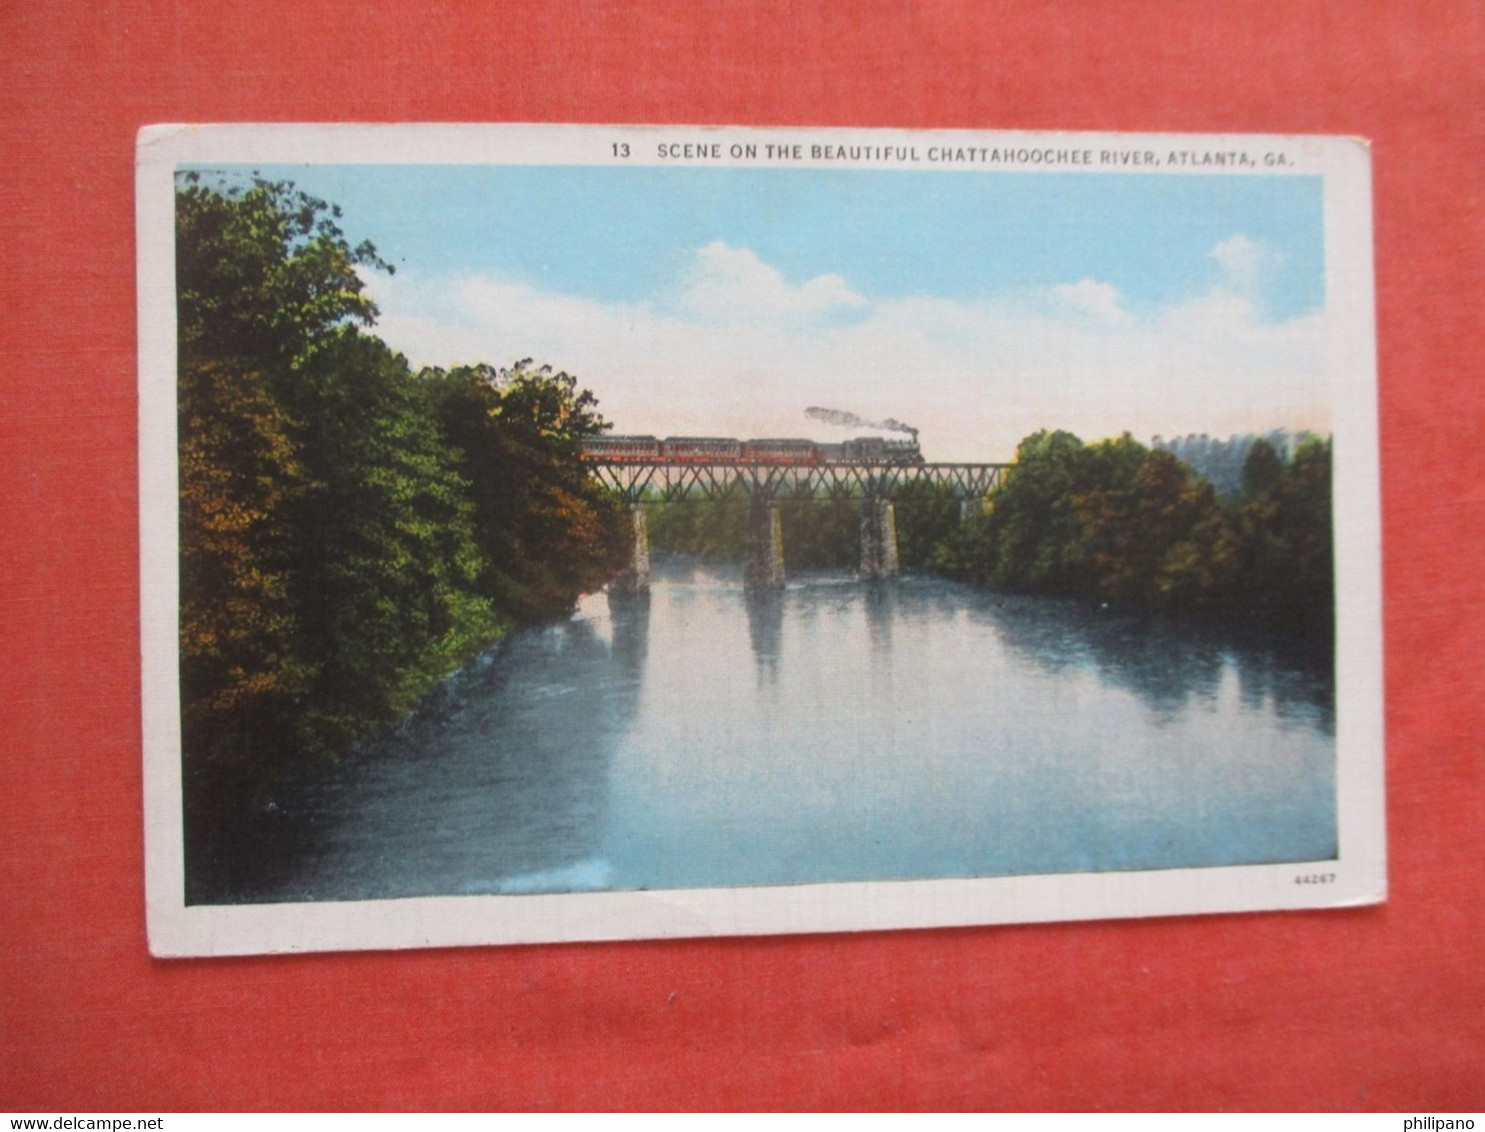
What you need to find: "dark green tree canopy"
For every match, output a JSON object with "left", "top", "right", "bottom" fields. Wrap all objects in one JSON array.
[
  {"left": 176, "top": 175, "right": 390, "bottom": 369},
  {"left": 176, "top": 179, "right": 630, "bottom": 896},
  {"left": 1242, "top": 437, "right": 1285, "bottom": 498},
  {"left": 933, "top": 428, "right": 1332, "bottom": 640}
]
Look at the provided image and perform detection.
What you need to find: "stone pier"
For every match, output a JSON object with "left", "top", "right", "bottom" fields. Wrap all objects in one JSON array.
[
  {"left": 744, "top": 495, "right": 786, "bottom": 590},
  {"left": 609, "top": 506, "right": 651, "bottom": 594},
  {"left": 859, "top": 496, "right": 900, "bottom": 579}
]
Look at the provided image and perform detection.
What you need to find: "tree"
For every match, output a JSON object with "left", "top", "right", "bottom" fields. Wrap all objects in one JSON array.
[
  {"left": 176, "top": 175, "right": 386, "bottom": 373},
  {"left": 1241, "top": 437, "right": 1284, "bottom": 499},
  {"left": 646, "top": 486, "right": 749, "bottom": 560},
  {"left": 176, "top": 176, "right": 393, "bottom": 778},
  {"left": 176, "top": 177, "right": 668, "bottom": 896},
  {"left": 780, "top": 494, "right": 859, "bottom": 568},
  {"left": 279, "top": 329, "right": 499, "bottom": 755},
  {"left": 1068, "top": 439, "right": 1232, "bottom": 609},
  {"left": 423, "top": 361, "right": 632, "bottom": 621},
  {"left": 1232, "top": 436, "right": 1333, "bottom": 639},
  {"left": 978, "top": 429, "right": 1090, "bottom": 594},
  {"left": 892, "top": 479, "right": 960, "bottom": 571},
  {"left": 177, "top": 178, "right": 498, "bottom": 779},
  {"left": 928, "top": 430, "right": 1243, "bottom": 619},
  {"left": 177, "top": 357, "right": 310, "bottom": 770}
]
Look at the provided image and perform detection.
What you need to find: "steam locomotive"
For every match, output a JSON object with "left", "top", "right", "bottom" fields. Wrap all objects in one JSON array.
[{"left": 579, "top": 435, "right": 925, "bottom": 466}]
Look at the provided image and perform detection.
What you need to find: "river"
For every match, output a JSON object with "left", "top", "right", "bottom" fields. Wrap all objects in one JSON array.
[{"left": 223, "top": 558, "right": 1336, "bottom": 903}]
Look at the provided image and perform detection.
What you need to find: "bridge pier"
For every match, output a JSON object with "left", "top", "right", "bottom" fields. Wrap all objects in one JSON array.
[
  {"left": 744, "top": 495, "right": 786, "bottom": 590},
  {"left": 584, "top": 457, "right": 1011, "bottom": 589},
  {"left": 859, "top": 496, "right": 900, "bottom": 579},
  {"left": 609, "top": 505, "right": 651, "bottom": 594}
]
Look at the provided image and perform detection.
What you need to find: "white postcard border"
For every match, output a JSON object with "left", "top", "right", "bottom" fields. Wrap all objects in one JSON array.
[{"left": 138, "top": 123, "right": 1384, "bottom": 957}]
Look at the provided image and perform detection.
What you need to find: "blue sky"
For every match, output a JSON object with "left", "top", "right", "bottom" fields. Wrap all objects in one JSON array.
[{"left": 186, "top": 163, "right": 1330, "bottom": 461}]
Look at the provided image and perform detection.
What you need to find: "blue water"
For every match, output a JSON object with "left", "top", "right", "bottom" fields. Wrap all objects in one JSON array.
[{"left": 252, "top": 559, "right": 1335, "bottom": 902}]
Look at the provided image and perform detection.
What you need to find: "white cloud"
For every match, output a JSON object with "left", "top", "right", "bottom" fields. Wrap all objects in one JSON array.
[
  {"left": 675, "top": 240, "right": 867, "bottom": 325},
  {"left": 1051, "top": 277, "right": 1129, "bottom": 325},
  {"left": 1209, "top": 234, "right": 1282, "bottom": 300},
  {"left": 361, "top": 238, "right": 1327, "bottom": 463}
]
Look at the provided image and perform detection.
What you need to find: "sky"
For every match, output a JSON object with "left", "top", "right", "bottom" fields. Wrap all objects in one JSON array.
[{"left": 199, "top": 163, "right": 1329, "bottom": 462}]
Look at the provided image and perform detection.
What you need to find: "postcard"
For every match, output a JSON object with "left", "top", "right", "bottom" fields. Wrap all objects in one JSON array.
[{"left": 138, "top": 124, "right": 1384, "bottom": 955}]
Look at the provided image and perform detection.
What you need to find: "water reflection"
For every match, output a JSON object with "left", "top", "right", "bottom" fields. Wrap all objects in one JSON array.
[
  {"left": 862, "top": 580, "right": 895, "bottom": 656},
  {"left": 1234, "top": 648, "right": 1335, "bottom": 734},
  {"left": 744, "top": 587, "right": 783, "bottom": 683},
  {"left": 982, "top": 593, "right": 1333, "bottom": 733},
  {"left": 599, "top": 564, "right": 1335, "bottom": 888},
  {"left": 237, "top": 605, "right": 647, "bottom": 902},
  {"left": 607, "top": 586, "right": 651, "bottom": 712},
  {"left": 218, "top": 558, "right": 1337, "bottom": 903}
]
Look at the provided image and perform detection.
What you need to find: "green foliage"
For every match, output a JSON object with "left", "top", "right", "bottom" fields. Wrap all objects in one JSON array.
[
  {"left": 177, "top": 175, "right": 399, "bottom": 779},
  {"left": 1231, "top": 436, "right": 1334, "bottom": 638},
  {"left": 1241, "top": 438, "right": 1284, "bottom": 498},
  {"left": 1155, "top": 429, "right": 1318, "bottom": 498},
  {"left": 648, "top": 479, "right": 961, "bottom": 573},
  {"left": 177, "top": 357, "right": 311, "bottom": 770},
  {"left": 927, "top": 429, "right": 1333, "bottom": 644},
  {"left": 176, "top": 175, "right": 386, "bottom": 370},
  {"left": 1068, "top": 438, "right": 1229, "bottom": 609},
  {"left": 176, "top": 177, "right": 632, "bottom": 867},
  {"left": 891, "top": 480, "right": 960, "bottom": 571},
  {"left": 646, "top": 487, "right": 751, "bottom": 560},
  {"left": 962, "top": 429, "right": 1091, "bottom": 593},
  {"left": 780, "top": 495, "right": 859, "bottom": 568},
  {"left": 422, "top": 361, "right": 632, "bottom": 621},
  {"left": 647, "top": 490, "right": 861, "bottom": 570},
  {"left": 279, "top": 329, "right": 503, "bottom": 756}
]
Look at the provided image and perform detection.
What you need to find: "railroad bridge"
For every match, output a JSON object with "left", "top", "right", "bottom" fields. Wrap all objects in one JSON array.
[{"left": 584, "top": 452, "right": 1011, "bottom": 591}]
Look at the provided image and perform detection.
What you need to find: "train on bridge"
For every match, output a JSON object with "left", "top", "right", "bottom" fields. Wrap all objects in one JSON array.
[{"left": 580, "top": 434, "right": 925, "bottom": 466}]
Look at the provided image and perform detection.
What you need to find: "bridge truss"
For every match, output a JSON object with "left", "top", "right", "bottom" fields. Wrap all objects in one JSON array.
[{"left": 585, "top": 461, "right": 1011, "bottom": 504}]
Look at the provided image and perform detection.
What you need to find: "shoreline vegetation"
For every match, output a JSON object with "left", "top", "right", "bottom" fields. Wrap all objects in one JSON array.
[
  {"left": 647, "top": 429, "right": 1333, "bottom": 645},
  {"left": 177, "top": 177, "right": 630, "bottom": 893},
  {"left": 177, "top": 178, "right": 1334, "bottom": 898}
]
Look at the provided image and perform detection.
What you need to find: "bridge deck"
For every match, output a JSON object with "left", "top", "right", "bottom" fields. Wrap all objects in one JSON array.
[{"left": 585, "top": 460, "right": 1011, "bottom": 502}]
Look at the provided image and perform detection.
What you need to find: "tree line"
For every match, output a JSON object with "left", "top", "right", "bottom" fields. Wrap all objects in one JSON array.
[
  {"left": 647, "top": 430, "right": 1333, "bottom": 645},
  {"left": 1153, "top": 429, "right": 1321, "bottom": 498},
  {"left": 177, "top": 175, "right": 1335, "bottom": 884},
  {"left": 646, "top": 490, "right": 864, "bottom": 568},
  {"left": 933, "top": 430, "right": 1333, "bottom": 642},
  {"left": 176, "top": 177, "right": 628, "bottom": 868}
]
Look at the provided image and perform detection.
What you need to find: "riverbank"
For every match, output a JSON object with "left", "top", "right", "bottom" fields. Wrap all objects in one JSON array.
[{"left": 189, "top": 560, "right": 1335, "bottom": 905}]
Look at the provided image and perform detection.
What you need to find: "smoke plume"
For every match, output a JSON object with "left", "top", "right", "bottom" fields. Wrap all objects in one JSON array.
[{"left": 805, "top": 406, "right": 918, "bottom": 439}]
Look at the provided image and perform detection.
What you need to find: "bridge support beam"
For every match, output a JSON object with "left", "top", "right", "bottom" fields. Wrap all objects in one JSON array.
[
  {"left": 860, "top": 496, "right": 900, "bottom": 579},
  {"left": 609, "top": 506, "right": 651, "bottom": 594},
  {"left": 744, "top": 496, "right": 786, "bottom": 590},
  {"left": 960, "top": 495, "right": 984, "bottom": 523}
]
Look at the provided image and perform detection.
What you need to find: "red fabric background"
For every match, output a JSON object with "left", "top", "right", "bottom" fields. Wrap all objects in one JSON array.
[{"left": 2, "top": 0, "right": 1482, "bottom": 1112}]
